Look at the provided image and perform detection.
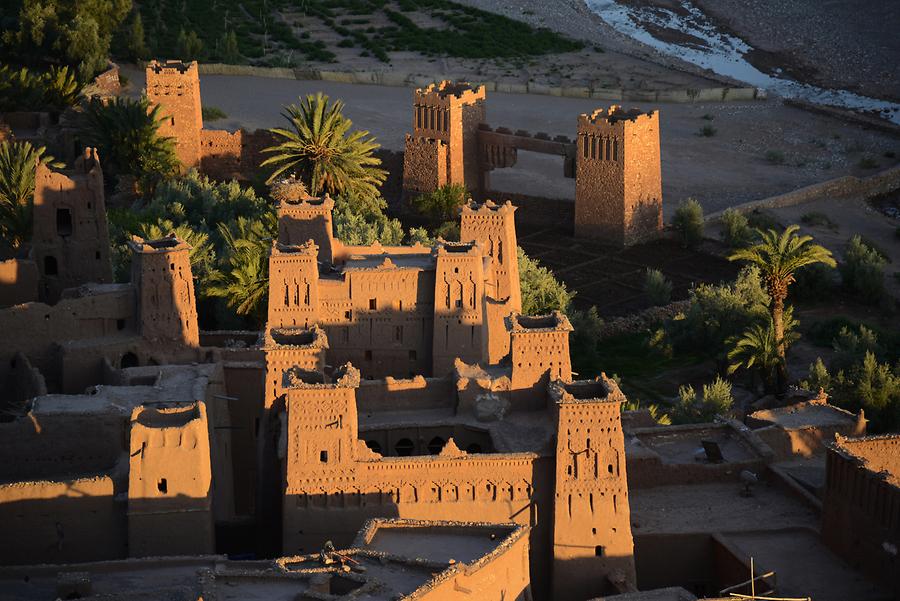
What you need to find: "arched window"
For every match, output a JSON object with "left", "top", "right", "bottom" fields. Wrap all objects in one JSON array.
[
  {"left": 120, "top": 352, "right": 139, "bottom": 369},
  {"left": 427, "top": 436, "right": 445, "bottom": 454},
  {"left": 394, "top": 438, "right": 414, "bottom": 457}
]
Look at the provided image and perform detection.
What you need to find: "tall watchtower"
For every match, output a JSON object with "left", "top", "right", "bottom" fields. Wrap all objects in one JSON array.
[
  {"left": 267, "top": 240, "right": 320, "bottom": 330},
  {"left": 129, "top": 234, "right": 199, "bottom": 347},
  {"left": 575, "top": 106, "right": 662, "bottom": 246},
  {"left": 402, "top": 81, "right": 486, "bottom": 197},
  {"left": 461, "top": 199, "right": 521, "bottom": 363},
  {"left": 432, "top": 241, "right": 487, "bottom": 376},
  {"left": 277, "top": 195, "right": 336, "bottom": 265},
  {"left": 146, "top": 60, "right": 203, "bottom": 169},
  {"left": 550, "top": 376, "right": 636, "bottom": 599},
  {"left": 32, "top": 148, "right": 113, "bottom": 302}
]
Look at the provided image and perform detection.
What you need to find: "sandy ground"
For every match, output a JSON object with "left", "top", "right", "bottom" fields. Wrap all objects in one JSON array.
[
  {"left": 693, "top": 0, "right": 900, "bottom": 103},
  {"left": 125, "top": 66, "right": 899, "bottom": 217}
]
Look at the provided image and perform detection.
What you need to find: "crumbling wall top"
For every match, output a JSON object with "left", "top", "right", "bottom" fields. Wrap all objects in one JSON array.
[
  {"left": 416, "top": 80, "right": 486, "bottom": 107},
  {"left": 147, "top": 60, "right": 199, "bottom": 75},
  {"left": 128, "top": 233, "right": 192, "bottom": 254},
  {"left": 265, "top": 324, "right": 329, "bottom": 349},
  {"left": 507, "top": 311, "right": 573, "bottom": 334},
  {"left": 461, "top": 199, "right": 517, "bottom": 216},
  {"left": 273, "top": 239, "right": 319, "bottom": 257},
  {"left": 549, "top": 373, "right": 626, "bottom": 406},
  {"left": 286, "top": 362, "right": 360, "bottom": 390},
  {"left": 579, "top": 105, "right": 657, "bottom": 127}
]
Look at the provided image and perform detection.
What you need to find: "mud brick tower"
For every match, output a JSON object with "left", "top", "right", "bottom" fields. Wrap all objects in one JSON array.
[
  {"left": 432, "top": 241, "right": 487, "bottom": 376},
  {"left": 31, "top": 148, "right": 113, "bottom": 302},
  {"left": 146, "top": 60, "right": 203, "bottom": 169},
  {"left": 551, "top": 376, "right": 637, "bottom": 598},
  {"left": 402, "top": 81, "right": 486, "bottom": 197},
  {"left": 575, "top": 106, "right": 662, "bottom": 246},
  {"left": 460, "top": 199, "right": 521, "bottom": 363},
  {"left": 129, "top": 234, "right": 199, "bottom": 347},
  {"left": 267, "top": 240, "right": 321, "bottom": 331}
]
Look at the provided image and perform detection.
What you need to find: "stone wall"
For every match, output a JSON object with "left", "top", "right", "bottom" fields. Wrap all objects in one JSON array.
[{"left": 0, "top": 258, "right": 38, "bottom": 307}]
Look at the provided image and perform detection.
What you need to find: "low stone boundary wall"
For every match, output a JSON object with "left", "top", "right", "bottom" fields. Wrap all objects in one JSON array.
[
  {"left": 598, "top": 300, "right": 691, "bottom": 339},
  {"left": 705, "top": 164, "right": 900, "bottom": 222},
  {"left": 198, "top": 63, "right": 762, "bottom": 104}
]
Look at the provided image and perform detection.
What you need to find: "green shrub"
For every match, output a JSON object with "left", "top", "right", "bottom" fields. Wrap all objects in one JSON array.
[
  {"left": 202, "top": 106, "right": 228, "bottom": 121},
  {"left": 720, "top": 208, "right": 753, "bottom": 248},
  {"left": 518, "top": 247, "right": 573, "bottom": 315},
  {"left": 764, "top": 150, "right": 785, "bottom": 165},
  {"left": 791, "top": 262, "right": 837, "bottom": 302},
  {"left": 672, "top": 376, "right": 734, "bottom": 424},
  {"left": 699, "top": 125, "right": 717, "bottom": 137},
  {"left": 801, "top": 211, "right": 838, "bottom": 230},
  {"left": 672, "top": 198, "right": 704, "bottom": 248},
  {"left": 644, "top": 268, "right": 672, "bottom": 306},
  {"left": 746, "top": 209, "right": 779, "bottom": 231},
  {"left": 858, "top": 157, "right": 879, "bottom": 169},
  {"left": 410, "top": 183, "right": 468, "bottom": 225},
  {"left": 840, "top": 235, "right": 886, "bottom": 301}
]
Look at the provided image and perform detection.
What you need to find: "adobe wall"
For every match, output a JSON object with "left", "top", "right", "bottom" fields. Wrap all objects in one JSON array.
[
  {"left": 822, "top": 435, "right": 900, "bottom": 596},
  {"left": 0, "top": 476, "right": 127, "bottom": 565},
  {"left": 223, "top": 360, "right": 266, "bottom": 517},
  {"left": 284, "top": 453, "right": 554, "bottom": 598},
  {"left": 415, "top": 522, "right": 532, "bottom": 601},
  {"left": 0, "top": 410, "right": 125, "bottom": 482},
  {"left": 0, "top": 258, "right": 38, "bottom": 307},
  {"left": 199, "top": 128, "right": 276, "bottom": 181},
  {"left": 402, "top": 136, "right": 448, "bottom": 196},
  {"left": 0, "top": 284, "right": 135, "bottom": 391},
  {"left": 355, "top": 375, "right": 454, "bottom": 413},
  {"left": 752, "top": 422, "right": 861, "bottom": 460}
]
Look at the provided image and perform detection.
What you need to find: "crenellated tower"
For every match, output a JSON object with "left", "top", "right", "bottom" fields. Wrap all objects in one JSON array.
[
  {"left": 32, "top": 147, "right": 113, "bottom": 302},
  {"left": 550, "top": 376, "right": 636, "bottom": 599},
  {"left": 431, "top": 241, "right": 487, "bottom": 376},
  {"left": 575, "top": 106, "right": 662, "bottom": 246},
  {"left": 508, "top": 312, "right": 573, "bottom": 408},
  {"left": 267, "top": 240, "right": 321, "bottom": 330},
  {"left": 402, "top": 81, "right": 486, "bottom": 197},
  {"left": 145, "top": 60, "right": 203, "bottom": 169},
  {"left": 129, "top": 234, "right": 199, "bottom": 347}
]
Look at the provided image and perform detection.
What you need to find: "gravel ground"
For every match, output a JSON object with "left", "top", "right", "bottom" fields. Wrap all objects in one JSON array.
[{"left": 693, "top": 0, "right": 900, "bottom": 103}]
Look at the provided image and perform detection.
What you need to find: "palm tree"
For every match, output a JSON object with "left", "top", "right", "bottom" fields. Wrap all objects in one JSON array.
[
  {"left": 729, "top": 225, "right": 835, "bottom": 390},
  {"left": 76, "top": 96, "right": 178, "bottom": 191},
  {"left": 206, "top": 217, "right": 275, "bottom": 325},
  {"left": 261, "top": 92, "right": 386, "bottom": 198},
  {"left": 0, "top": 140, "right": 62, "bottom": 253},
  {"left": 728, "top": 310, "right": 799, "bottom": 394}
]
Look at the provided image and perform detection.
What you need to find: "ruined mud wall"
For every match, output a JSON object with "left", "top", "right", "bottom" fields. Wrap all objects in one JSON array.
[
  {"left": 0, "top": 476, "right": 126, "bottom": 565},
  {"left": 199, "top": 128, "right": 275, "bottom": 181},
  {"left": 0, "top": 286, "right": 135, "bottom": 390}
]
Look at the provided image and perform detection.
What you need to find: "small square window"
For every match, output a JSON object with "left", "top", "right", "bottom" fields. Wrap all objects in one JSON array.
[
  {"left": 319, "top": 450, "right": 328, "bottom": 463},
  {"left": 369, "top": 298, "right": 377, "bottom": 310},
  {"left": 364, "top": 350, "right": 372, "bottom": 361},
  {"left": 344, "top": 310, "right": 352, "bottom": 320},
  {"left": 409, "top": 350, "right": 417, "bottom": 361},
  {"left": 157, "top": 478, "right": 168, "bottom": 494},
  {"left": 595, "top": 545, "right": 605, "bottom": 557}
]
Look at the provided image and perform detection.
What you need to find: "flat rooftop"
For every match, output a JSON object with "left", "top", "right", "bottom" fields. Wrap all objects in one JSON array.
[
  {"left": 340, "top": 252, "right": 434, "bottom": 272},
  {"left": 631, "top": 426, "right": 759, "bottom": 464},
  {"left": 750, "top": 401, "right": 856, "bottom": 430},
  {"left": 364, "top": 523, "right": 513, "bottom": 564},
  {"left": 630, "top": 483, "right": 819, "bottom": 535}
]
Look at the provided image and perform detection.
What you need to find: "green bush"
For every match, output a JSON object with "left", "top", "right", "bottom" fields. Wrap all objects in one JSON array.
[
  {"left": 410, "top": 183, "right": 468, "bottom": 225},
  {"left": 791, "top": 262, "right": 837, "bottom": 302},
  {"left": 699, "top": 125, "right": 717, "bottom": 137},
  {"left": 840, "top": 235, "right": 886, "bottom": 301},
  {"left": 644, "top": 268, "right": 672, "bottom": 306},
  {"left": 672, "top": 198, "right": 704, "bottom": 248},
  {"left": 765, "top": 150, "right": 786, "bottom": 165},
  {"left": 746, "top": 209, "right": 779, "bottom": 231},
  {"left": 801, "top": 211, "right": 838, "bottom": 230},
  {"left": 672, "top": 376, "right": 734, "bottom": 424},
  {"left": 518, "top": 247, "right": 573, "bottom": 315},
  {"left": 719, "top": 208, "right": 753, "bottom": 248}
]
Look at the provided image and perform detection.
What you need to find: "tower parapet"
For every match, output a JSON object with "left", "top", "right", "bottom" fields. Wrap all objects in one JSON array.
[
  {"left": 508, "top": 312, "right": 573, "bottom": 407},
  {"left": 549, "top": 375, "right": 637, "bottom": 598},
  {"left": 128, "top": 234, "right": 199, "bottom": 347},
  {"left": 575, "top": 105, "right": 662, "bottom": 246}
]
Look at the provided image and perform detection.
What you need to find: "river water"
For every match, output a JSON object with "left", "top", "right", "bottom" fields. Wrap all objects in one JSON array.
[{"left": 585, "top": 0, "right": 900, "bottom": 124}]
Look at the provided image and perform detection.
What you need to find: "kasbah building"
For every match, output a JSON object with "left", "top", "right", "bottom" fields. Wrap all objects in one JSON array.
[{"left": 0, "top": 60, "right": 896, "bottom": 601}]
